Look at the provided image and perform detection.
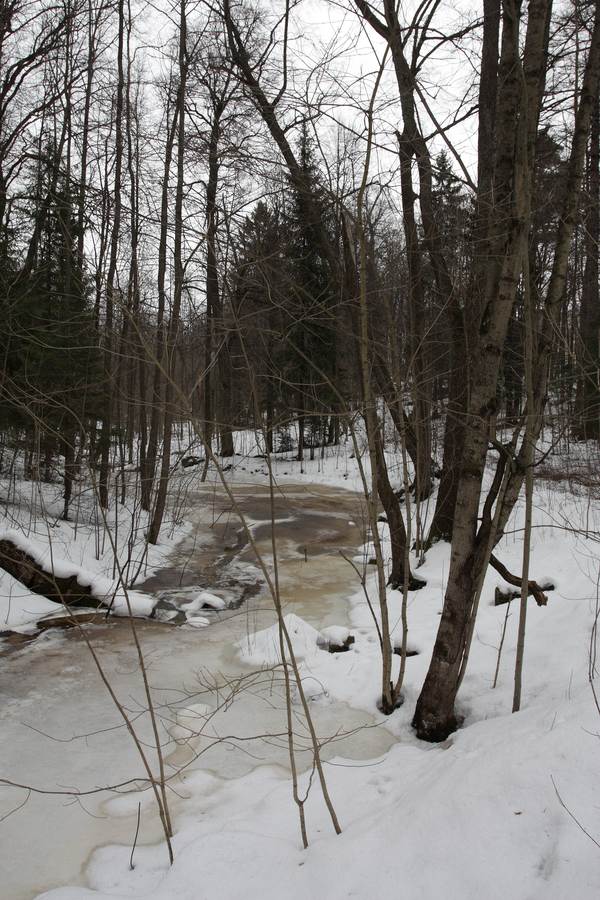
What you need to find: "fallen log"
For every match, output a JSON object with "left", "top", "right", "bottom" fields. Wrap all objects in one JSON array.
[
  {"left": 36, "top": 612, "right": 107, "bottom": 632},
  {"left": 489, "top": 553, "right": 554, "bottom": 607},
  {"left": 0, "top": 538, "right": 105, "bottom": 608}
]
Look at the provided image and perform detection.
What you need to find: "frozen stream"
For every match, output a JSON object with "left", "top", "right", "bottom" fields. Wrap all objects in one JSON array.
[{"left": 0, "top": 481, "right": 395, "bottom": 899}]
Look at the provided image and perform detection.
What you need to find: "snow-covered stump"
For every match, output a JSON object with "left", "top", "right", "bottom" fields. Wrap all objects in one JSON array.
[
  {"left": 317, "top": 626, "right": 355, "bottom": 653},
  {"left": 392, "top": 641, "right": 419, "bottom": 658}
]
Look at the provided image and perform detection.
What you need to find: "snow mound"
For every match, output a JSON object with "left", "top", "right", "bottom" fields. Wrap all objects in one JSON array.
[
  {"left": 237, "top": 613, "right": 323, "bottom": 667},
  {"left": 318, "top": 625, "right": 352, "bottom": 647}
]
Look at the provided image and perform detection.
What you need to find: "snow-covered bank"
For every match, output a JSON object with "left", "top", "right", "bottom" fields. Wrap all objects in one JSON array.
[
  {"left": 0, "top": 527, "right": 155, "bottom": 623},
  {"left": 38, "top": 684, "right": 600, "bottom": 900},
  {"left": 0, "top": 464, "right": 196, "bottom": 633},
  {"left": 2, "top": 432, "right": 600, "bottom": 899}
]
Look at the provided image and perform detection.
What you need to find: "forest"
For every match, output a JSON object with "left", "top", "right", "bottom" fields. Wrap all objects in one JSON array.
[{"left": 1, "top": 1, "right": 600, "bottom": 898}]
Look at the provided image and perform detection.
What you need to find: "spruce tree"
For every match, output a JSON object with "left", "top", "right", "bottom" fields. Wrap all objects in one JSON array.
[{"left": 284, "top": 125, "right": 337, "bottom": 459}]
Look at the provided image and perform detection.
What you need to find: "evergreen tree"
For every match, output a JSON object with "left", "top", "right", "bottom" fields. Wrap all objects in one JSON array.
[
  {"left": 284, "top": 125, "right": 337, "bottom": 459},
  {"left": 0, "top": 167, "right": 100, "bottom": 507},
  {"left": 231, "top": 200, "right": 289, "bottom": 449},
  {"left": 431, "top": 150, "right": 469, "bottom": 258}
]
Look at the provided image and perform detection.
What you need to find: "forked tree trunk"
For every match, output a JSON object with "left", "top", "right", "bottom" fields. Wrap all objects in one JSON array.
[
  {"left": 414, "top": 0, "right": 600, "bottom": 741},
  {"left": 413, "top": 0, "right": 527, "bottom": 741},
  {"left": 426, "top": 298, "right": 467, "bottom": 545},
  {"left": 413, "top": 0, "right": 546, "bottom": 740},
  {"left": 373, "top": 427, "right": 424, "bottom": 590}
]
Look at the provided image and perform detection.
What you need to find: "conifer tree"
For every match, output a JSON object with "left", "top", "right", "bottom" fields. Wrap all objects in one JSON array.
[{"left": 284, "top": 126, "right": 337, "bottom": 459}]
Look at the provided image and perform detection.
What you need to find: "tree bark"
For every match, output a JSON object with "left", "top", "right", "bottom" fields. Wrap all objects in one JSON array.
[
  {"left": 98, "top": 0, "right": 125, "bottom": 509},
  {"left": 140, "top": 93, "right": 179, "bottom": 512},
  {"left": 414, "top": 0, "right": 600, "bottom": 741},
  {"left": 148, "top": 0, "right": 187, "bottom": 545},
  {"left": 413, "top": 0, "right": 552, "bottom": 741},
  {"left": 574, "top": 94, "right": 600, "bottom": 439}
]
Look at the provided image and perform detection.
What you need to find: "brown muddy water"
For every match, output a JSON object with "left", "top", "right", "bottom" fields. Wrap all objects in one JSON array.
[{"left": 0, "top": 481, "right": 395, "bottom": 900}]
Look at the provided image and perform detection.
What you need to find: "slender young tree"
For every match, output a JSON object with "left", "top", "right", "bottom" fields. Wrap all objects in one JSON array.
[
  {"left": 140, "top": 84, "right": 179, "bottom": 513},
  {"left": 98, "top": 0, "right": 125, "bottom": 508},
  {"left": 148, "top": 0, "right": 188, "bottom": 545},
  {"left": 574, "top": 92, "right": 600, "bottom": 439}
]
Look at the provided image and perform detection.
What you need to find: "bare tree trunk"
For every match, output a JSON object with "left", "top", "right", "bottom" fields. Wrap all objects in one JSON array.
[
  {"left": 98, "top": 0, "right": 125, "bottom": 508},
  {"left": 141, "top": 94, "right": 179, "bottom": 512},
  {"left": 204, "top": 99, "right": 234, "bottom": 458},
  {"left": 414, "top": 0, "right": 600, "bottom": 741},
  {"left": 76, "top": 0, "right": 99, "bottom": 268},
  {"left": 426, "top": 298, "right": 467, "bottom": 544},
  {"left": 395, "top": 126, "right": 432, "bottom": 502},
  {"left": 372, "top": 357, "right": 433, "bottom": 492},
  {"left": 124, "top": 3, "right": 145, "bottom": 474},
  {"left": 148, "top": 0, "right": 187, "bottom": 545},
  {"left": 413, "top": 0, "right": 552, "bottom": 741},
  {"left": 373, "top": 426, "right": 424, "bottom": 590},
  {"left": 574, "top": 94, "right": 600, "bottom": 440},
  {"left": 297, "top": 403, "right": 305, "bottom": 463},
  {"left": 513, "top": 252, "right": 535, "bottom": 712},
  {"left": 203, "top": 116, "right": 218, "bottom": 453}
]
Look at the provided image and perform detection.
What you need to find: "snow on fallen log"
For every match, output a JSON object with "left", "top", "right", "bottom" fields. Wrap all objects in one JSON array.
[
  {"left": 489, "top": 553, "right": 554, "bottom": 607},
  {"left": 188, "top": 590, "right": 227, "bottom": 611},
  {"left": 0, "top": 529, "right": 154, "bottom": 618}
]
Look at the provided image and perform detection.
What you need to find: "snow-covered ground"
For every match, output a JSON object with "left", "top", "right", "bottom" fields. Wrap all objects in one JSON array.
[
  {"left": 0, "top": 461, "right": 196, "bottom": 633},
  {"left": 1, "top": 428, "right": 600, "bottom": 899}
]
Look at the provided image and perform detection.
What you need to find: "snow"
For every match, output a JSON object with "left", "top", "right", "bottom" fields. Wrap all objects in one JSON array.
[
  {"left": 0, "top": 571, "right": 62, "bottom": 631},
  {"left": 36, "top": 687, "right": 600, "bottom": 900},
  {"left": 188, "top": 590, "right": 227, "bottom": 611},
  {"left": 0, "top": 527, "right": 156, "bottom": 619},
  {"left": 0, "top": 462, "right": 192, "bottom": 632},
  {"left": 318, "top": 625, "right": 352, "bottom": 646},
  {"left": 2, "top": 430, "right": 600, "bottom": 899},
  {"left": 236, "top": 612, "right": 324, "bottom": 667},
  {"left": 168, "top": 703, "right": 214, "bottom": 742},
  {"left": 184, "top": 615, "right": 210, "bottom": 628}
]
